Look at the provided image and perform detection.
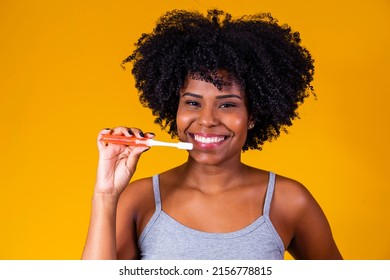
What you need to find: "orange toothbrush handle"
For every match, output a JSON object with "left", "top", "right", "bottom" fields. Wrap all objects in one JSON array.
[{"left": 101, "top": 135, "right": 148, "bottom": 147}]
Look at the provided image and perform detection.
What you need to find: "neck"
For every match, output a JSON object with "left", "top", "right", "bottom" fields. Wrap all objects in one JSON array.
[{"left": 179, "top": 156, "right": 251, "bottom": 194}]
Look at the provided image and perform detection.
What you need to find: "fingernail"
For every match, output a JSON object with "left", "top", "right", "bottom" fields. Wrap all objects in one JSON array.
[
  {"left": 147, "top": 132, "right": 155, "bottom": 136},
  {"left": 105, "top": 128, "right": 110, "bottom": 130},
  {"left": 128, "top": 129, "right": 134, "bottom": 135},
  {"left": 139, "top": 131, "right": 145, "bottom": 137}
]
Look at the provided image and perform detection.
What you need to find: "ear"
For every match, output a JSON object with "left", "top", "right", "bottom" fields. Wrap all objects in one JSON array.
[{"left": 247, "top": 116, "right": 255, "bottom": 130}]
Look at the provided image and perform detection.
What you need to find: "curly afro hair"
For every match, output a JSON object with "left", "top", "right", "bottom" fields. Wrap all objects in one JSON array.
[{"left": 123, "top": 9, "right": 315, "bottom": 151}]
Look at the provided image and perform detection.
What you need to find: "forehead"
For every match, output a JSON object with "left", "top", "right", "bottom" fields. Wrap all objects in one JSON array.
[{"left": 181, "top": 73, "right": 244, "bottom": 96}]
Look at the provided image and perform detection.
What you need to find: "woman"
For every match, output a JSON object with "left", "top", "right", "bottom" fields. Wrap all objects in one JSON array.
[{"left": 82, "top": 9, "right": 342, "bottom": 260}]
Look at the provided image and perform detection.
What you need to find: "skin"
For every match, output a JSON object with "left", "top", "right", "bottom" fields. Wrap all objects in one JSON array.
[{"left": 82, "top": 74, "right": 342, "bottom": 260}]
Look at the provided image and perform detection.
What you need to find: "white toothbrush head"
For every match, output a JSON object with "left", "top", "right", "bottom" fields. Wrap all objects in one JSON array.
[{"left": 176, "top": 142, "right": 193, "bottom": 150}]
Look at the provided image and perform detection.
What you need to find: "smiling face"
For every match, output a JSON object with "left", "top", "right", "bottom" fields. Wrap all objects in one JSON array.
[{"left": 176, "top": 73, "right": 252, "bottom": 166}]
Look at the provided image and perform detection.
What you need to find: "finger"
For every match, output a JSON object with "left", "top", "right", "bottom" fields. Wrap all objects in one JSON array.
[
  {"left": 97, "top": 128, "right": 112, "bottom": 149},
  {"left": 127, "top": 127, "right": 146, "bottom": 138},
  {"left": 98, "top": 128, "right": 112, "bottom": 137},
  {"left": 111, "top": 126, "right": 134, "bottom": 136},
  {"left": 144, "top": 132, "right": 156, "bottom": 139}
]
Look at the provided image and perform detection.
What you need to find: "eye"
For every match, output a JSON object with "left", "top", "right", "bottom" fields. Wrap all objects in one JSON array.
[
  {"left": 185, "top": 100, "right": 201, "bottom": 107},
  {"left": 219, "top": 103, "right": 237, "bottom": 108}
]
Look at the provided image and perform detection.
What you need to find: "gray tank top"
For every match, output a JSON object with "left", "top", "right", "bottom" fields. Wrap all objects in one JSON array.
[{"left": 138, "top": 172, "right": 285, "bottom": 260}]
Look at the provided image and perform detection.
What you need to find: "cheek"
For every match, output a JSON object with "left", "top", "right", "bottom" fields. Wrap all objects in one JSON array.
[
  {"left": 229, "top": 114, "right": 248, "bottom": 131},
  {"left": 228, "top": 115, "right": 249, "bottom": 144},
  {"left": 176, "top": 109, "right": 193, "bottom": 134}
]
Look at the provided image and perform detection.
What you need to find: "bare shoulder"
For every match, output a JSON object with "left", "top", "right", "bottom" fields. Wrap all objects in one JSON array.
[
  {"left": 120, "top": 177, "right": 154, "bottom": 203},
  {"left": 273, "top": 174, "right": 318, "bottom": 215},
  {"left": 270, "top": 175, "right": 316, "bottom": 240},
  {"left": 117, "top": 177, "right": 155, "bottom": 220},
  {"left": 272, "top": 174, "right": 342, "bottom": 259},
  {"left": 272, "top": 174, "right": 331, "bottom": 233}
]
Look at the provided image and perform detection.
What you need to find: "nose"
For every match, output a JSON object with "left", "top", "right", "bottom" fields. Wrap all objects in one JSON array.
[{"left": 197, "top": 106, "right": 219, "bottom": 127}]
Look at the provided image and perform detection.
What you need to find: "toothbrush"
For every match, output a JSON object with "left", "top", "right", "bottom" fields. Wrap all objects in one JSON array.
[{"left": 101, "top": 134, "right": 193, "bottom": 150}]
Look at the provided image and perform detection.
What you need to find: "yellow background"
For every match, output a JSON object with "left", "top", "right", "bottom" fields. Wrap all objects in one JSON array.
[{"left": 0, "top": 0, "right": 389, "bottom": 260}]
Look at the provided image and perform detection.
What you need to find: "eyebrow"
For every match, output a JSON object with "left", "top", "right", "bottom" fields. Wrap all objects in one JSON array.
[{"left": 181, "top": 92, "right": 242, "bottom": 100}]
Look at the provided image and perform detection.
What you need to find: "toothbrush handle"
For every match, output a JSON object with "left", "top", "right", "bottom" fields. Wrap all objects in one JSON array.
[{"left": 101, "top": 135, "right": 149, "bottom": 147}]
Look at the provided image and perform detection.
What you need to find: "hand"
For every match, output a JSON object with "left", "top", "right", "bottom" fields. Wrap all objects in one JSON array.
[{"left": 93, "top": 127, "right": 154, "bottom": 196}]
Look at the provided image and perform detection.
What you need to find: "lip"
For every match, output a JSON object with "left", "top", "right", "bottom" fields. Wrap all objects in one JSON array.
[{"left": 188, "top": 133, "right": 229, "bottom": 149}]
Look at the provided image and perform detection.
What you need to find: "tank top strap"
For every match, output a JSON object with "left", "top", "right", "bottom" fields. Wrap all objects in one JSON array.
[
  {"left": 262, "top": 171, "right": 276, "bottom": 216},
  {"left": 152, "top": 174, "right": 162, "bottom": 211}
]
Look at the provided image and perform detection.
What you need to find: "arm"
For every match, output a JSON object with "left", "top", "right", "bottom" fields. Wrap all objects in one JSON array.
[
  {"left": 82, "top": 193, "right": 119, "bottom": 259},
  {"left": 81, "top": 127, "right": 152, "bottom": 260},
  {"left": 285, "top": 182, "right": 342, "bottom": 260},
  {"left": 115, "top": 178, "right": 154, "bottom": 259}
]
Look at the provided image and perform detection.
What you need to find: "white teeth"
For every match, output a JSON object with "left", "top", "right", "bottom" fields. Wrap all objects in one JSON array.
[{"left": 194, "top": 135, "right": 225, "bottom": 144}]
